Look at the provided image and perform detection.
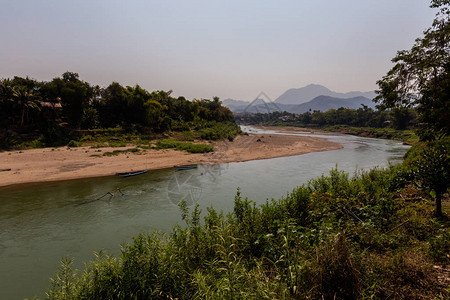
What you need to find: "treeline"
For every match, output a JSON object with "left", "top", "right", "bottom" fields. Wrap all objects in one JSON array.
[
  {"left": 0, "top": 72, "right": 238, "bottom": 148},
  {"left": 45, "top": 138, "right": 449, "bottom": 299},
  {"left": 238, "top": 106, "right": 417, "bottom": 130}
]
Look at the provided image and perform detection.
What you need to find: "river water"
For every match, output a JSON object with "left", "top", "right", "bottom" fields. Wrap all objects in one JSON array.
[{"left": 0, "top": 126, "right": 410, "bottom": 299}]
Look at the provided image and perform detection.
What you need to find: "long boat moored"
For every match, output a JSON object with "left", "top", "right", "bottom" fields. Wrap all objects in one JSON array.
[
  {"left": 173, "top": 164, "right": 198, "bottom": 171},
  {"left": 116, "top": 170, "right": 148, "bottom": 177}
]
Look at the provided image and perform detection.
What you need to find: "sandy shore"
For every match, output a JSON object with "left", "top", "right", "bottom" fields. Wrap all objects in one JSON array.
[
  {"left": 0, "top": 133, "right": 342, "bottom": 187},
  {"left": 251, "top": 125, "right": 332, "bottom": 135}
]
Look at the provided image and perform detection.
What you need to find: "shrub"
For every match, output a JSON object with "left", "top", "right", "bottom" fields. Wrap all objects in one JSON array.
[
  {"left": 67, "top": 140, "right": 79, "bottom": 148},
  {"left": 197, "top": 121, "right": 241, "bottom": 141},
  {"left": 44, "top": 166, "right": 449, "bottom": 299},
  {"left": 312, "top": 234, "right": 360, "bottom": 299},
  {"left": 102, "top": 148, "right": 141, "bottom": 156},
  {"left": 428, "top": 229, "right": 450, "bottom": 263},
  {"left": 156, "top": 139, "right": 214, "bottom": 153}
]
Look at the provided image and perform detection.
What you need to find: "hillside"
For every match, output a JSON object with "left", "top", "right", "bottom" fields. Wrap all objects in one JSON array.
[
  {"left": 224, "top": 95, "right": 375, "bottom": 114},
  {"left": 274, "top": 84, "right": 376, "bottom": 105},
  {"left": 222, "top": 84, "right": 376, "bottom": 113},
  {"left": 291, "top": 95, "right": 376, "bottom": 113}
]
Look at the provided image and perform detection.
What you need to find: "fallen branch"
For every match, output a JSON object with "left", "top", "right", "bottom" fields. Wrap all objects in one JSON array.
[
  {"left": 96, "top": 192, "right": 114, "bottom": 201},
  {"left": 386, "top": 220, "right": 409, "bottom": 234},
  {"left": 341, "top": 206, "right": 363, "bottom": 222}
]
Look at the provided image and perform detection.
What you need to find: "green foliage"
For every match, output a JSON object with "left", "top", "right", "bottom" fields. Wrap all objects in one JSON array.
[
  {"left": 0, "top": 73, "right": 239, "bottom": 150},
  {"left": 326, "top": 126, "right": 418, "bottom": 143},
  {"left": 241, "top": 106, "right": 391, "bottom": 128},
  {"left": 80, "top": 107, "right": 99, "bottom": 129},
  {"left": 156, "top": 139, "right": 214, "bottom": 153},
  {"left": 375, "top": 1, "right": 450, "bottom": 139},
  {"left": 428, "top": 228, "right": 450, "bottom": 263},
  {"left": 46, "top": 258, "right": 78, "bottom": 299},
  {"left": 240, "top": 107, "right": 420, "bottom": 142},
  {"left": 102, "top": 148, "right": 141, "bottom": 157},
  {"left": 197, "top": 121, "right": 242, "bottom": 141},
  {"left": 45, "top": 161, "right": 449, "bottom": 299},
  {"left": 51, "top": 72, "right": 94, "bottom": 128},
  {"left": 66, "top": 140, "right": 79, "bottom": 148},
  {"left": 406, "top": 138, "right": 450, "bottom": 217},
  {"left": 40, "top": 125, "right": 73, "bottom": 147}
]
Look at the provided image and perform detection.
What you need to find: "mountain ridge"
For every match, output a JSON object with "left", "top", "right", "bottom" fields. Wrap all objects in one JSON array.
[
  {"left": 274, "top": 84, "right": 376, "bottom": 105},
  {"left": 290, "top": 95, "right": 375, "bottom": 114},
  {"left": 222, "top": 84, "right": 376, "bottom": 113}
]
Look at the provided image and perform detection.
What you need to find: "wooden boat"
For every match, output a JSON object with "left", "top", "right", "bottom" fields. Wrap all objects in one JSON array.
[
  {"left": 116, "top": 170, "right": 147, "bottom": 177},
  {"left": 174, "top": 164, "right": 198, "bottom": 171}
]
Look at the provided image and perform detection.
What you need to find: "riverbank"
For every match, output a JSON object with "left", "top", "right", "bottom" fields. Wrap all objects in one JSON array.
[
  {"left": 0, "top": 133, "right": 342, "bottom": 187},
  {"left": 253, "top": 125, "right": 417, "bottom": 144}
]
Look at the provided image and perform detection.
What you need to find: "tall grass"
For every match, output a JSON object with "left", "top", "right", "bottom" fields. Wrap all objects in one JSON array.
[{"left": 44, "top": 163, "right": 449, "bottom": 299}]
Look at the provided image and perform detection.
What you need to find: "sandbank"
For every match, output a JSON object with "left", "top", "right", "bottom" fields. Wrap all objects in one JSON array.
[{"left": 0, "top": 133, "right": 342, "bottom": 187}]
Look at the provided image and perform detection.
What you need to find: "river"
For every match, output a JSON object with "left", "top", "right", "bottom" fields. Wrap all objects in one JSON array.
[{"left": 0, "top": 126, "right": 410, "bottom": 299}]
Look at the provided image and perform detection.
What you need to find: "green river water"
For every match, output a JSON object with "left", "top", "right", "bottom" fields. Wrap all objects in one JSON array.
[{"left": 0, "top": 127, "right": 410, "bottom": 299}]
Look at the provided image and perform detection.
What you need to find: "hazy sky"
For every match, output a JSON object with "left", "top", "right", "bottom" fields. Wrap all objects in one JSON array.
[{"left": 0, "top": 0, "right": 438, "bottom": 101}]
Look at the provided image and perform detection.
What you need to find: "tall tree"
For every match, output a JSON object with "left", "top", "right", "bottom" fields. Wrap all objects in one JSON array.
[
  {"left": 51, "top": 72, "right": 93, "bottom": 128},
  {"left": 0, "top": 79, "right": 14, "bottom": 103},
  {"left": 0, "top": 79, "right": 15, "bottom": 129},
  {"left": 375, "top": 0, "right": 450, "bottom": 139},
  {"left": 413, "top": 140, "right": 450, "bottom": 218},
  {"left": 12, "top": 86, "right": 41, "bottom": 127},
  {"left": 99, "top": 82, "right": 127, "bottom": 127}
]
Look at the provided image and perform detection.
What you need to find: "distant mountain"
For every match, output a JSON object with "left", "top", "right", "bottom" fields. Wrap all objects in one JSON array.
[
  {"left": 221, "top": 98, "right": 252, "bottom": 112},
  {"left": 222, "top": 98, "right": 287, "bottom": 113},
  {"left": 222, "top": 98, "right": 249, "bottom": 108},
  {"left": 222, "top": 84, "right": 377, "bottom": 113},
  {"left": 274, "top": 84, "right": 376, "bottom": 105},
  {"left": 291, "top": 95, "right": 375, "bottom": 114},
  {"left": 223, "top": 95, "right": 375, "bottom": 114}
]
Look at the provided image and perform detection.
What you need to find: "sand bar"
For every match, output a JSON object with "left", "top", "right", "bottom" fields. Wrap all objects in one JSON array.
[{"left": 0, "top": 133, "right": 342, "bottom": 187}]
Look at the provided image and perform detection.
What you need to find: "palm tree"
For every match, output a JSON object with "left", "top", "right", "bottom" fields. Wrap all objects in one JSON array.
[
  {"left": 0, "top": 79, "right": 16, "bottom": 127},
  {"left": 12, "top": 86, "right": 41, "bottom": 127},
  {"left": 0, "top": 78, "right": 14, "bottom": 103}
]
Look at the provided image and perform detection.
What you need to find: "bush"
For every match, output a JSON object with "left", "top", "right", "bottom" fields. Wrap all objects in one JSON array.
[
  {"left": 102, "top": 148, "right": 141, "bottom": 156},
  {"left": 45, "top": 165, "right": 449, "bottom": 299},
  {"left": 428, "top": 229, "right": 450, "bottom": 263},
  {"left": 197, "top": 121, "right": 241, "bottom": 141},
  {"left": 313, "top": 234, "right": 360, "bottom": 299},
  {"left": 67, "top": 140, "right": 79, "bottom": 147},
  {"left": 41, "top": 125, "right": 72, "bottom": 147},
  {"left": 156, "top": 139, "right": 214, "bottom": 153}
]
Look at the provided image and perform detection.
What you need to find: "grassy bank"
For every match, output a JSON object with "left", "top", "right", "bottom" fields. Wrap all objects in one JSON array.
[
  {"left": 257, "top": 123, "right": 418, "bottom": 144},
  {"left": 155, "top": 139, "right": 214, "bottom": 153},
  {"left": 44, "top": 141, "right": 449, "bottom": 299},
  {"left": 321, "top": 125, "right": 419, "bottom": 144},
  {"left": 1, "top": 121, "right": 241, "bottom": 153}
]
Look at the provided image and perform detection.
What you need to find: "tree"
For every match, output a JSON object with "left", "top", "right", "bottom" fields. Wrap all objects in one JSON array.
[
  {"left": 51, "top": 73, "right": 93, "bottom": 128},
  {"left": 99, "top": 82, "right": 127, "bottom": 127},
  {"left": 0, "top": 79, "right": 15, "bottom": 129},
  {"left": 375, "top": 0, "right": 450, "bottom": 139},
  {"left": 144, "top": 99, "right": 169, "bottom": 131},
  {"left": 124, "top": 85, "right": 150, "bottom": 125},
  {"left": 0, "top": 78, "right": 14, "bottom": 103},
  {"left": 62, "top": 71, "right": 80, "bottom": 83},
  {"left": 12, "top": 86, "right": 41, "bottom": 127},
  {"left": 390, "top": 107, "right": 415, "bottom": 130},
  {"left": 413, "top": 140, "right": 450, "bottom": 218}
]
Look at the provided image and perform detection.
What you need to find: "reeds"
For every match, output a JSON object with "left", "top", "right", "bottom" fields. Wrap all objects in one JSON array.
[{"left": 46, "top": 164, "right": 449, "bottom": 299}]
